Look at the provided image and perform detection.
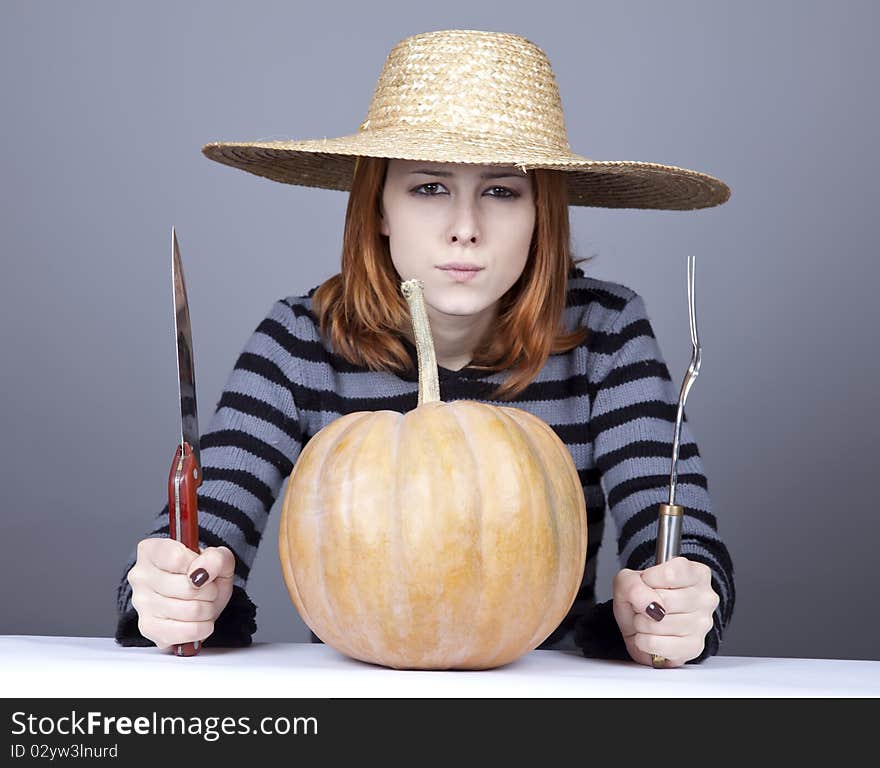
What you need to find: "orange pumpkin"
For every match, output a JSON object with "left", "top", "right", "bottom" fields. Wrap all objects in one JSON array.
[{"left": 278, "top": 279, "right": 587, "bottom": 670}]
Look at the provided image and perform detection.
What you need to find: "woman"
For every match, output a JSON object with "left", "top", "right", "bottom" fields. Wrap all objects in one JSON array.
[{"left": 118, "top": 29, "right": 734, "bottom": 668}]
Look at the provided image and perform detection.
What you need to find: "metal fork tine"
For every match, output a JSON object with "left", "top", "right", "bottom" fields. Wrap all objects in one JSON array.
[
  {"left": 668, "top": 254, "right": 702, "bottom": 505},
  {"left": 688, "top": 254, "right": 702, "bottom": 376}
]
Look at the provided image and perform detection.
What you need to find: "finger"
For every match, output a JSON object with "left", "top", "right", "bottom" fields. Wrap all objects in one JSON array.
[
  {"left": 619, "top": 571, "right": 668, "bottom": 623},
  {"left": 187, "top": 546, "right": 236, "bottom": 589},
  {"left": 152, "top": 594, "right": 222, "bottom": 623},
  {"left": 611, "top": 568, "right": 645, "bottom": 627},
  {"left": 139, "top": 537, "right": 200, "bottom": 575},
  {"left": 632, "top": 610, "right": 714, "bottom": 638},
  {"left": 149, "top": 569, "right": 221, "bottom": 603},
  {"left": 641, "top": 556, "right": 708, "bottom": 590},
  {"left": 643, "top": 585, "right": 715, "bottom": 616}
]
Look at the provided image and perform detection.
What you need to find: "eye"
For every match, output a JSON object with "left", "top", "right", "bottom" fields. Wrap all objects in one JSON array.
[
  {"left": 486, "top": 186, "right": 519, "bottom": 199},
  {"left": 411, "top": 182, "right": 447, "bottom": 196}
]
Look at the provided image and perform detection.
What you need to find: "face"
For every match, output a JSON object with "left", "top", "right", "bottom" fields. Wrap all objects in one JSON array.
[{"left": 380, "top": 159, "right": 536, "bottom": 318}]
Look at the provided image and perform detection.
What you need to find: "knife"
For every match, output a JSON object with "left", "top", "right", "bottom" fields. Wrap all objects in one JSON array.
[{"left": 168, "top": 226, "right": 203, "bottom": 657}]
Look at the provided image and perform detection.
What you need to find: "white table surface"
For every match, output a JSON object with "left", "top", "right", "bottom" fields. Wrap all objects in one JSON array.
[{"left": 2, "top": 636, "right": 877, "bottom": 697}]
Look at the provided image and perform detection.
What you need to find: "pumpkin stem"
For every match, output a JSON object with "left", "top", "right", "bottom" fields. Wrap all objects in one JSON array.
[{"left": 400, "top": 279, "right": 441, "bottom": 405}]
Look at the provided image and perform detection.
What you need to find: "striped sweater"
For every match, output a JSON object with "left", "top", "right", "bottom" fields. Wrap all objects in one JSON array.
[{"left": 115, "top": 267, "right": 735, "bottom": 662}]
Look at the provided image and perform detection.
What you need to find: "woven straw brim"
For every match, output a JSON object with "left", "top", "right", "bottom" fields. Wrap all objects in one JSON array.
[{"left": 201, "top": 128, "right": 730, "bottom": 211}]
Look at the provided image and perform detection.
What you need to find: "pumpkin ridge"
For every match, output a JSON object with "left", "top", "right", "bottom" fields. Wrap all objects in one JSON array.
[
  {"left": 278, "top": 459, "right": 310, "bottom": 631},
  {"left": 474, "top": 404, "right": 530, "bottom": 667},
  {"left": 511, "top": 409, "right": 588, "bottom": 577},
  {"left": 389, "top": 411, "right": 405, "bottom": 661},
  {"left": 495, "top": 408, "right": 562, "bottom": 664},
  {"left": 345, "top": 411, "right": 388, "bottom": 662},
  {"left": 280, "top": 412, "right": 361, "bottom": 639},
  {"left": 448, "top": 401, "right": 526, "bottom": 668},
  {"left": 315, "top": 412, "right": 374, "bottom": 653},
  {"left": 504, "top": 407, "right": 588, "bottom": 616},
  {"left": 494, "top": 407, "right": 563, "bottom": 654},
  {"left": 446, "top": 402, "right": 485, "bottom": 667}
]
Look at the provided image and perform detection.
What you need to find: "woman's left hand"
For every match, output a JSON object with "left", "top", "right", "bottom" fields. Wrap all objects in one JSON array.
[{"left": 612, "top": 556, "right": 720, "bottom": 668}]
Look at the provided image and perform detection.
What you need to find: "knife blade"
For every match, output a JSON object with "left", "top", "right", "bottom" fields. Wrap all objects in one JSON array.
[{"left": 168, "top": 226, "right": 203, "bottom": 657}]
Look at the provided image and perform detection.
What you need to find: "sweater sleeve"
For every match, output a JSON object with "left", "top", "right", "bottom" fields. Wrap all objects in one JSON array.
[
  {"left": 115, "top": 298, "right": 308, "bottom": 647},
  {"left": 575, "top": 291, "right": 735, "bottom": 664}
]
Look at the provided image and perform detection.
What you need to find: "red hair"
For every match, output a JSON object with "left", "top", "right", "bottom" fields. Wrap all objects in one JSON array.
[{"left": 311, "top": 156, "right": 590, "bottom": 401}]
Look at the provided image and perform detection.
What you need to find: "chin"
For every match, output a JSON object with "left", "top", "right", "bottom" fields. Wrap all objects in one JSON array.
[{"left": 426, "top": 294, "right": 488, "bottom": 317}]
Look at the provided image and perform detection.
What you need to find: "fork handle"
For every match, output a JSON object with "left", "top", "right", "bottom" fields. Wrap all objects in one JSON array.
[{"left": 651, "top": 503, "right": 683, "bottom": 668}]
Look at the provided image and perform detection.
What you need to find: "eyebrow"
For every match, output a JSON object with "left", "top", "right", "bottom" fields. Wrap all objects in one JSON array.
[{"left": 408, "top": 169, "right": 527, "bottom": 180}]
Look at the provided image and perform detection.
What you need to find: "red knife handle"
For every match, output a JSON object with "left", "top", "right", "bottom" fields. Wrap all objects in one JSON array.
[{"left": 167, "top": 441, "right": 203, "bottom": 657}]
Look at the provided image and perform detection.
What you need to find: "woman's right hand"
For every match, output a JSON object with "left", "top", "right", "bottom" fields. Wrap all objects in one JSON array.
[{"left": 126, "top": 538, "right": 235, "bottom": 650}]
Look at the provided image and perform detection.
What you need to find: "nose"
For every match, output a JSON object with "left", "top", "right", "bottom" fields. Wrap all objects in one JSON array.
[{"left": 448, "top": 199, "right": 479, "bottom": 245}]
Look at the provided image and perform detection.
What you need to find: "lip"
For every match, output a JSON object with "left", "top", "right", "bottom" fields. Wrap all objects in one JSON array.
[
  {"left": 437, "top": 262, "right": 484, "bottom": 271},
  {"left": 437, "top": 264, "right": 484, "bottom": 283}
]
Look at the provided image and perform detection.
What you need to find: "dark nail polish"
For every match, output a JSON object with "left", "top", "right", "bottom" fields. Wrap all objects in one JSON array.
[
  {"left": 189, "top": 568, "right": 209, "bottom": 588},
  {"left": 646, "top": 602, "right": 666, "bottom": 622}
]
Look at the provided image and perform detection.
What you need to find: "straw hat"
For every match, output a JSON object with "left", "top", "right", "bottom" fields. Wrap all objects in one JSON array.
[{"left": 202, "top": 29, "right": 730, "bottom": 210}]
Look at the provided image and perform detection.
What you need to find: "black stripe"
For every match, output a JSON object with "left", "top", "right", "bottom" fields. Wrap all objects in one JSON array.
[
  {"left": 290, "top": 375, "right": 599, "bottom": 417},
  {"left": 540, "top": 422, "right": 586, "bottom": 444},
  {"left": 200, "top": 429, "right": 295, "bottom": 477},
  {"left": 292, "top": 380, "right": 418, "bottom": 415},
  {"left": 596, "top": 440, "right": 701, "bottom": 477},
  {"left": 586, "top": 503, "right": 607, "bottom": 526},
  {"left": 215, "top": 390, "right": 303, "bottom": 444},
  {"left": 264, "top": 314, "right": 367, "bottom": 373},
  {"left": 476, "top": 375, "right": 594, "bottom": 403},
  {"left": 234, "top": 351, "right": 296, "bottom": 395},
  {"left": 592, "top": 359, "right": 671, "bottom": 398},
  {"left": 589, "top": 400, "right": 686, "bottom": 442},
  {"left": 197, "top": 495, "right": 263, "bottom": 550},
  {"left": 148, "top": 522, "right": 251, "bottom": 582},
  {"left": 282, "top": 298, "right": 318, "bottom": 323},
  {"left": 577, "top": 467, "right": 602, "bottom": 487},
  {"left": 618, "top": 499, "right": 718, "bottom": 549},
  {"left": 606, "top": 471, "right": 708, "bottom": 510},
  {"left": 565, "top": 286, "right": 629, "bottom": 313},
  {"left": 257, "top": 315, "right": 354, "bottom": 371},
  {"left": 255, "top": 317, "right": 312, "bottom": 359},
  {"left": 587, "top": 317, "right": 654, "bottom": 359},
  {"left": 203, "top": 466, "right": 275, "bottom": 511}
]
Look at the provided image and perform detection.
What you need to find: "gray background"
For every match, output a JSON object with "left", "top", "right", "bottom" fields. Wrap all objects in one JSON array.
[{"left": 1, "top": 0, "right": 877, "bottom": 661}]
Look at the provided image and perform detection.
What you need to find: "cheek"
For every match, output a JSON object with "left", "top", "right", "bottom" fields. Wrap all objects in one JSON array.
[
  {"left": 490, "top": 254, "right": 529, "bottom": 296},
  {"left": 385, "top": 203, "right": 440, "bottom": 250},
  {"left": 497, "top": 203, "right": 535, "bottom": 242},
  {"left": 495, "top": 209, "right": 534, "bottom": 264}
]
